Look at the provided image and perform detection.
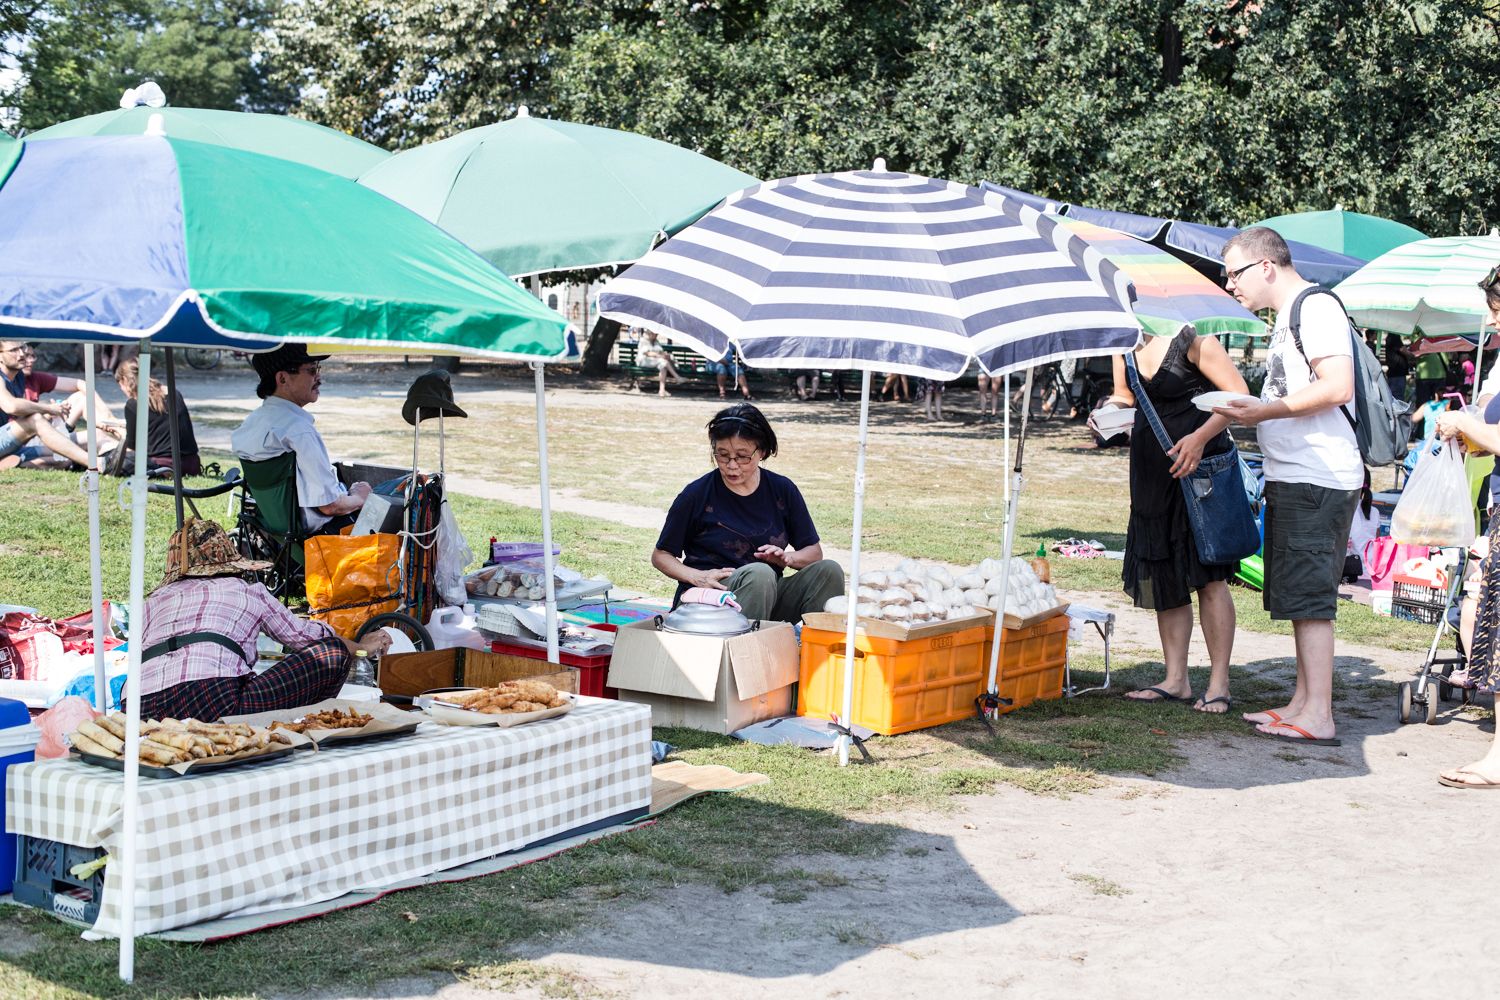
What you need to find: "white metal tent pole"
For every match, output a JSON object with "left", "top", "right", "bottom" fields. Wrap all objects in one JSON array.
[
  {"left": 534, "top": 361, "right": 559, "bottom": 663},
  {"left": 526, "top": 276, "right": 560, "bottom": 663},
  {"left": 1475, "top": 318, "right": 1486, "bottom": 405},
  {"left": 984, "top": 367, "right": 1035, "bottom": 705},
  {"left": 118, "top": 341, "right": 151, "bottom": 983},
  {"left": 836, "top": 370, "right": 873, "bottom": 767},
  {"left": 83, "top": 345, "right": 107, "bottom": 711},
  {"left": 1002, "top": 373, "right": 1011, "bottom": 507}
]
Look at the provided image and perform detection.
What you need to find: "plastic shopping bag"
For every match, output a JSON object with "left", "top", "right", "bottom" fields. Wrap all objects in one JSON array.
[
  {"left": 433, "top": 500, "right": 474, "bottom": 609},
  {"left": 304, "top": 530, "right": 401, "bottom": 638},
  {"left": 1389, "top": 439, "right": 1476, "bottom": 548}
]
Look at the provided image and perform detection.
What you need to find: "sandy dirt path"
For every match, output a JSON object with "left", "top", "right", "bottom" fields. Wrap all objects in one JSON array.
[{"left": 141, "top": 366, "right": 1499, "bottom": 998}]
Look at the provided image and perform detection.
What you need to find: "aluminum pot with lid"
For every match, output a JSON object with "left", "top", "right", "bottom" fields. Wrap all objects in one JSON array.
[{"left": 655, "top": 603, "right": 758, "bottom": 636}]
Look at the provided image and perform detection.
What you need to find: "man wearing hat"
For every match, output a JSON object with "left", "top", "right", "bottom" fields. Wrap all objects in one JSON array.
[
  {"left": 135, "top": 518, "right": 392, "bottom": 720},
  {"left": 230, "top": 343, "right": 373, "bottom": 534}
]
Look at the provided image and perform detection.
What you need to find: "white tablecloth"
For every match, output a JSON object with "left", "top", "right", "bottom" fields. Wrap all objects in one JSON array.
[{"left": 5, "top": 698, "right": 651, "bottom": 938}]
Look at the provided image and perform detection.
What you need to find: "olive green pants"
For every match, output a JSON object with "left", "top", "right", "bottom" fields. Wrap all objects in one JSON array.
[{"left": 725, "top": 559, "right": 845, "bottom": 624}]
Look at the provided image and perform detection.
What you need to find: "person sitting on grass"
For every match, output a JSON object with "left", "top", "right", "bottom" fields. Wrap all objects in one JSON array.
[
  {"left": 113, "top": 357, "right": 201, "bottom": 476},
  {"left": 0, "top": 341, "right": 117, "bottom": 471},
  {"left": 651, "top": 403, "right": 844, "bottom": 622}
]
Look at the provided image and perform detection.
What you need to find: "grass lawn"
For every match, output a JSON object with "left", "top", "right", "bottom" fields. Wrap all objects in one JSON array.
[{"left": 0, "top": 405, "right": 1434, "bottom": 998}]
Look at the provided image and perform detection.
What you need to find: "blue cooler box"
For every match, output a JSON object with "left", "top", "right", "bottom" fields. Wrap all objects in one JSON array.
[{"left": 0, "top": 695, "right": 39, "bottom": 895}]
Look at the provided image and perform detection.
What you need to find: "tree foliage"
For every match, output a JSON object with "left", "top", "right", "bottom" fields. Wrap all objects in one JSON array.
[
  {"left": 6, "top": 0, "right": 289, "bottom": 132},
  {"left": 9, "top": 0, "right": 1500, "bottom": 236}
]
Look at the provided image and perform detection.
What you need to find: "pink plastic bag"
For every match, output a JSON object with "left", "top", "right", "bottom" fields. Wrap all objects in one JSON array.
[
  {"left": 34, "top": 696, "right": 100, "bottom": 759},
  {"left": 1364, "top": 537, "right": 1428, "bottom": 593}
]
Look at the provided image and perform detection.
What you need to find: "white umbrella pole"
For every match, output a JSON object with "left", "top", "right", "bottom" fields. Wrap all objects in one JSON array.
[
  {"left": 836, "top": 370, "right": 873, "bottom": 767},
  {"left": 118, "top": 341, "right": 151, "bottom": 983},
  {"left": 83, "top": 346, "right": 107, "bottom": 711},
  {"left": 984, "top": 368, "right": 1034, "bottom": 705},
  {"left": 534, "top": 362, "right": 559, "bottom": 664},
  {"left": 525, "top": 276, "right": 559, "bottom": 663},
  {"left": 1002, "top": 374, "right": 1011, "bottom": 508}
]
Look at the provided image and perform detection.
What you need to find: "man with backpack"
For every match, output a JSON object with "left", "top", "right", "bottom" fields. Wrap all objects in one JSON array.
[{"left": 1214, "top": 227, "right": 1362, "bottom": 748}]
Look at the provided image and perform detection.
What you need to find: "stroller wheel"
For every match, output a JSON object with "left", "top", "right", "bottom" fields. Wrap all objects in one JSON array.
[
  {"left": 1398, "top": 682, "right": 1414, "bottom": 724},
  {"left": 1425, "top": 686, "right": 1442, "bottom": 724}
]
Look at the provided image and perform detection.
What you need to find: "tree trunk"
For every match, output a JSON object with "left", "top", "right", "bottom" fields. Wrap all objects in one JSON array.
[{"left": 581, "top": 316, "right": 622, "bottom": 377}]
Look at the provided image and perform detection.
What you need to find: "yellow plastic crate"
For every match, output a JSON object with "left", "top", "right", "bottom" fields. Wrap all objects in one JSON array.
[
  {"left": 983, "top": 614, "right": 1069, "bottom": 713},
  {"left": 798, "top": 622, "right": 990, "bottom": 735}
]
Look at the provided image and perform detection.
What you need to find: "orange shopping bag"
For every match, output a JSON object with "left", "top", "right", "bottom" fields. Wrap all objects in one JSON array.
[{"left": 302, "top": 530, "right": 402, "bottom": 638}]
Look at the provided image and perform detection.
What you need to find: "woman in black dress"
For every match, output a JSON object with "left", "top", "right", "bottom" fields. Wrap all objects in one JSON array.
[{"left": 1099, "top": 328, "right": 1250, "bottom": 713}]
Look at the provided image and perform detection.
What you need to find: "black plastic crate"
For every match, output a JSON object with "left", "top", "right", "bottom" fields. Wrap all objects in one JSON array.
[
  {"left": 11, "top": 834, "right": 106, "bottom": 926},
  {"left": 1391, "top": 577, "right": 1445, "bottom": 625}
]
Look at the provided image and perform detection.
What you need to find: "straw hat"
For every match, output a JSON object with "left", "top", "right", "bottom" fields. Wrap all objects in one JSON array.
[{"left": 160, "top": 518, "right": 271, "bottom": 587}]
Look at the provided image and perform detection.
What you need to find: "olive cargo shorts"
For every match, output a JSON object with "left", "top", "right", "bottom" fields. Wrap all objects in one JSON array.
[{"left": 1262, "top": 481, "right": 1361, "bottom": 621}]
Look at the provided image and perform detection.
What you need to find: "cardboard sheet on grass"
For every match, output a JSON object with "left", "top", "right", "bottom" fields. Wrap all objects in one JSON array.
[{"left": 132, "top": 760, "right": 768, "bottom": 943}]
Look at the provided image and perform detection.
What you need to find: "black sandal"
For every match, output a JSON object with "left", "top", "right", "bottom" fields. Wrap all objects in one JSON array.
[
  {"left": 1193, "top": 695, "right": 1233, "bottom": 713},
  {"left": 1127, "top": 686, "right": 1191, "bottom": 703}
]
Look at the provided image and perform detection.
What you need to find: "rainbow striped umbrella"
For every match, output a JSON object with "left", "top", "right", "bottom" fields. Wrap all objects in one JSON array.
[{"left": 1054, "top": 217, "right": 1266, "bottom": 338}]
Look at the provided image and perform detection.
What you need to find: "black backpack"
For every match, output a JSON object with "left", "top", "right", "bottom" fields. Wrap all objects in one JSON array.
[{"left": 1287, "top": 286, "right": 1410, "bottom": 467}]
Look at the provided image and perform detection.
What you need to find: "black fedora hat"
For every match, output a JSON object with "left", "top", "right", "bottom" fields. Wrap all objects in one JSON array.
[
  {"left": 402, "top": 369, "right": 467, "bottom": 425},
  {"left": 250, "top": 342, "right": 330, "bottom": 381}
]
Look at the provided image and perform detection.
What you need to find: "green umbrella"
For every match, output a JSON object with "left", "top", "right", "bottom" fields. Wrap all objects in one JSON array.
[
  {"left": 27, "top": 106, "right": 389, "bottom": 179},
  {"left": 1252, "top": 206, "right": 1427, "bottom": 261},
  {"left": 359, "top": 106, "right": 758, "bottom": 276},
  {"left": 2, "top": 134, "right": 567, "bottom": 358}
]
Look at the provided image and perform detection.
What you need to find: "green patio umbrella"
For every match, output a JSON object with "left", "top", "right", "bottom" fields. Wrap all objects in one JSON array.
[
  {"left": 1253, "top": 206, "right": 1427, "bottom": 261},
  {"left": 1, "top": 132, "right": 566, "bottom": 357},
  {"left": 358, "top": 106, "right": 758, "bottom": 276},
  {"left": 27, "top": 105, "right": 389, "bottom": 179}
]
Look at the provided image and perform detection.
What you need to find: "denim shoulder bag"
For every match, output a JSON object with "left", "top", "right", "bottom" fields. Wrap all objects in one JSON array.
[{"left": 1124, "top": 353, "right": 1261, "bottom": 566}]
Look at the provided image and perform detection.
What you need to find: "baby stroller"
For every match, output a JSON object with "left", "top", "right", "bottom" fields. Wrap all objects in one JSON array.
[{"left": 1394, "top": 546, "right": 1473, "bottom": 725}]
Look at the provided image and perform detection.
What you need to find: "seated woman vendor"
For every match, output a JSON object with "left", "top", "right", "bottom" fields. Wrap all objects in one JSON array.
[
  {"left": 652, "top": 403, "right": 844, "bottom": 622},
  {"left": 134, "top": 518, "right": 392, "bottom": 721}
]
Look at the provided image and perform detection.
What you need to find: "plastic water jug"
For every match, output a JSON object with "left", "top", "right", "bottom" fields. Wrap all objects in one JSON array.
[{"left": 427, "top": 606, "right": 487, "bottom": 651}]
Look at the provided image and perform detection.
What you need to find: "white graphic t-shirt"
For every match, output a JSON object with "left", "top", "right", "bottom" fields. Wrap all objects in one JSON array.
[{"left": 1258, "top": 290, "right": 1363, "bottom": 490}]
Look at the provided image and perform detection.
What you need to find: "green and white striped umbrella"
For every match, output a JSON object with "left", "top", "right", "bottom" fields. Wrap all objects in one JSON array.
[{"left": 1334, "top": 235, "right": 1500, "bottom": 335}]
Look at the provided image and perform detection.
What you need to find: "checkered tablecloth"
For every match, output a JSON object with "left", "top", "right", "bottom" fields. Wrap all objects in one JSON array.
[{"left": 5, "top": 698, "right": 651, "bottom": 938}]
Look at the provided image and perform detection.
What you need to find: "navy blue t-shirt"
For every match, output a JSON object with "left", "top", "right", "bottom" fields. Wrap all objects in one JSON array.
[{"left": 656, "top": 468, "right": 820, "bottom": 602}]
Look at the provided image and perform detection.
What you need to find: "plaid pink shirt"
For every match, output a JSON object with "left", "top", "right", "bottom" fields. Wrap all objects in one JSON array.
[{"left": 139, "top": 577, "right": 336, "bottom": 695}]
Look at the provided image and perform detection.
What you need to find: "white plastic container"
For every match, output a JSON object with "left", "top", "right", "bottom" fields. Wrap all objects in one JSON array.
[{"left": 427, "top": 606, "right": 488, "bottom": 651}]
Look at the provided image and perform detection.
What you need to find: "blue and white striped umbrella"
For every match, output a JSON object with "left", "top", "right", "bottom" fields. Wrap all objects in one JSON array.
[
  {"left": 601, "top": 165, "right": 1147, "bottom": 767},
  {"left": 599, "top": 167, "right": 1144, "bottom": 378}
]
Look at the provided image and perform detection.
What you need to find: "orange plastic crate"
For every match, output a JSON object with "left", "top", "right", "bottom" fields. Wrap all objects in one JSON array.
[
  {"left": 798, "top": 622, "right": 990, "bottom": 735},
  {"left": 983, "top": 615, "right": 1069, "bottom": 713}
]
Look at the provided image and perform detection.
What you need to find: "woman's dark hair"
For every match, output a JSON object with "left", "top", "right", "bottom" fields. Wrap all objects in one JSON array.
[
  {"left": 1361, "top": 467, "right": 1373, "bottom": 519},
  {"left": 707, "top": 403, "right": 777, "bottom": 458},
  {"left": 1482, "top": 263, "right": 1500, "bottom": 311}
]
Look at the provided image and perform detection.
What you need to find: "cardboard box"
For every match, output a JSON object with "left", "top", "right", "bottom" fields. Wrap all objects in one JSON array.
[
  {"left": 606, "top": 619, "right": 798, "bottom": 734},
  {"left": 379, "top": 646, "right": 578, "bottom": 698}
]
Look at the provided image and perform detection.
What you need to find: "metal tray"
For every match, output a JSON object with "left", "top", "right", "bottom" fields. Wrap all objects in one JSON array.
[{"left": 71, "top": 744, "right": 297, "bottom": 779}]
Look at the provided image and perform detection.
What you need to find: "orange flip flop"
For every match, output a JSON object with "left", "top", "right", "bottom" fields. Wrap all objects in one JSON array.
[{"left": 1259, "top": 721, "right": 1341, "bottom": 747}]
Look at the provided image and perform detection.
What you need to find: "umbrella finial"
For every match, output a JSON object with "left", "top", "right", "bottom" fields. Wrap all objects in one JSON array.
[
  {"left": 872, "top": 157, "right": 887, "bottom": 172},
  {"left": 120, "top": 81, "right": 167, "bottom": 110},
  {"left": 145, "top": 113, "right": 166, "bottom": 137},
  {"left": 516, "top": 105, "right": 530, "bottom": 118}
]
